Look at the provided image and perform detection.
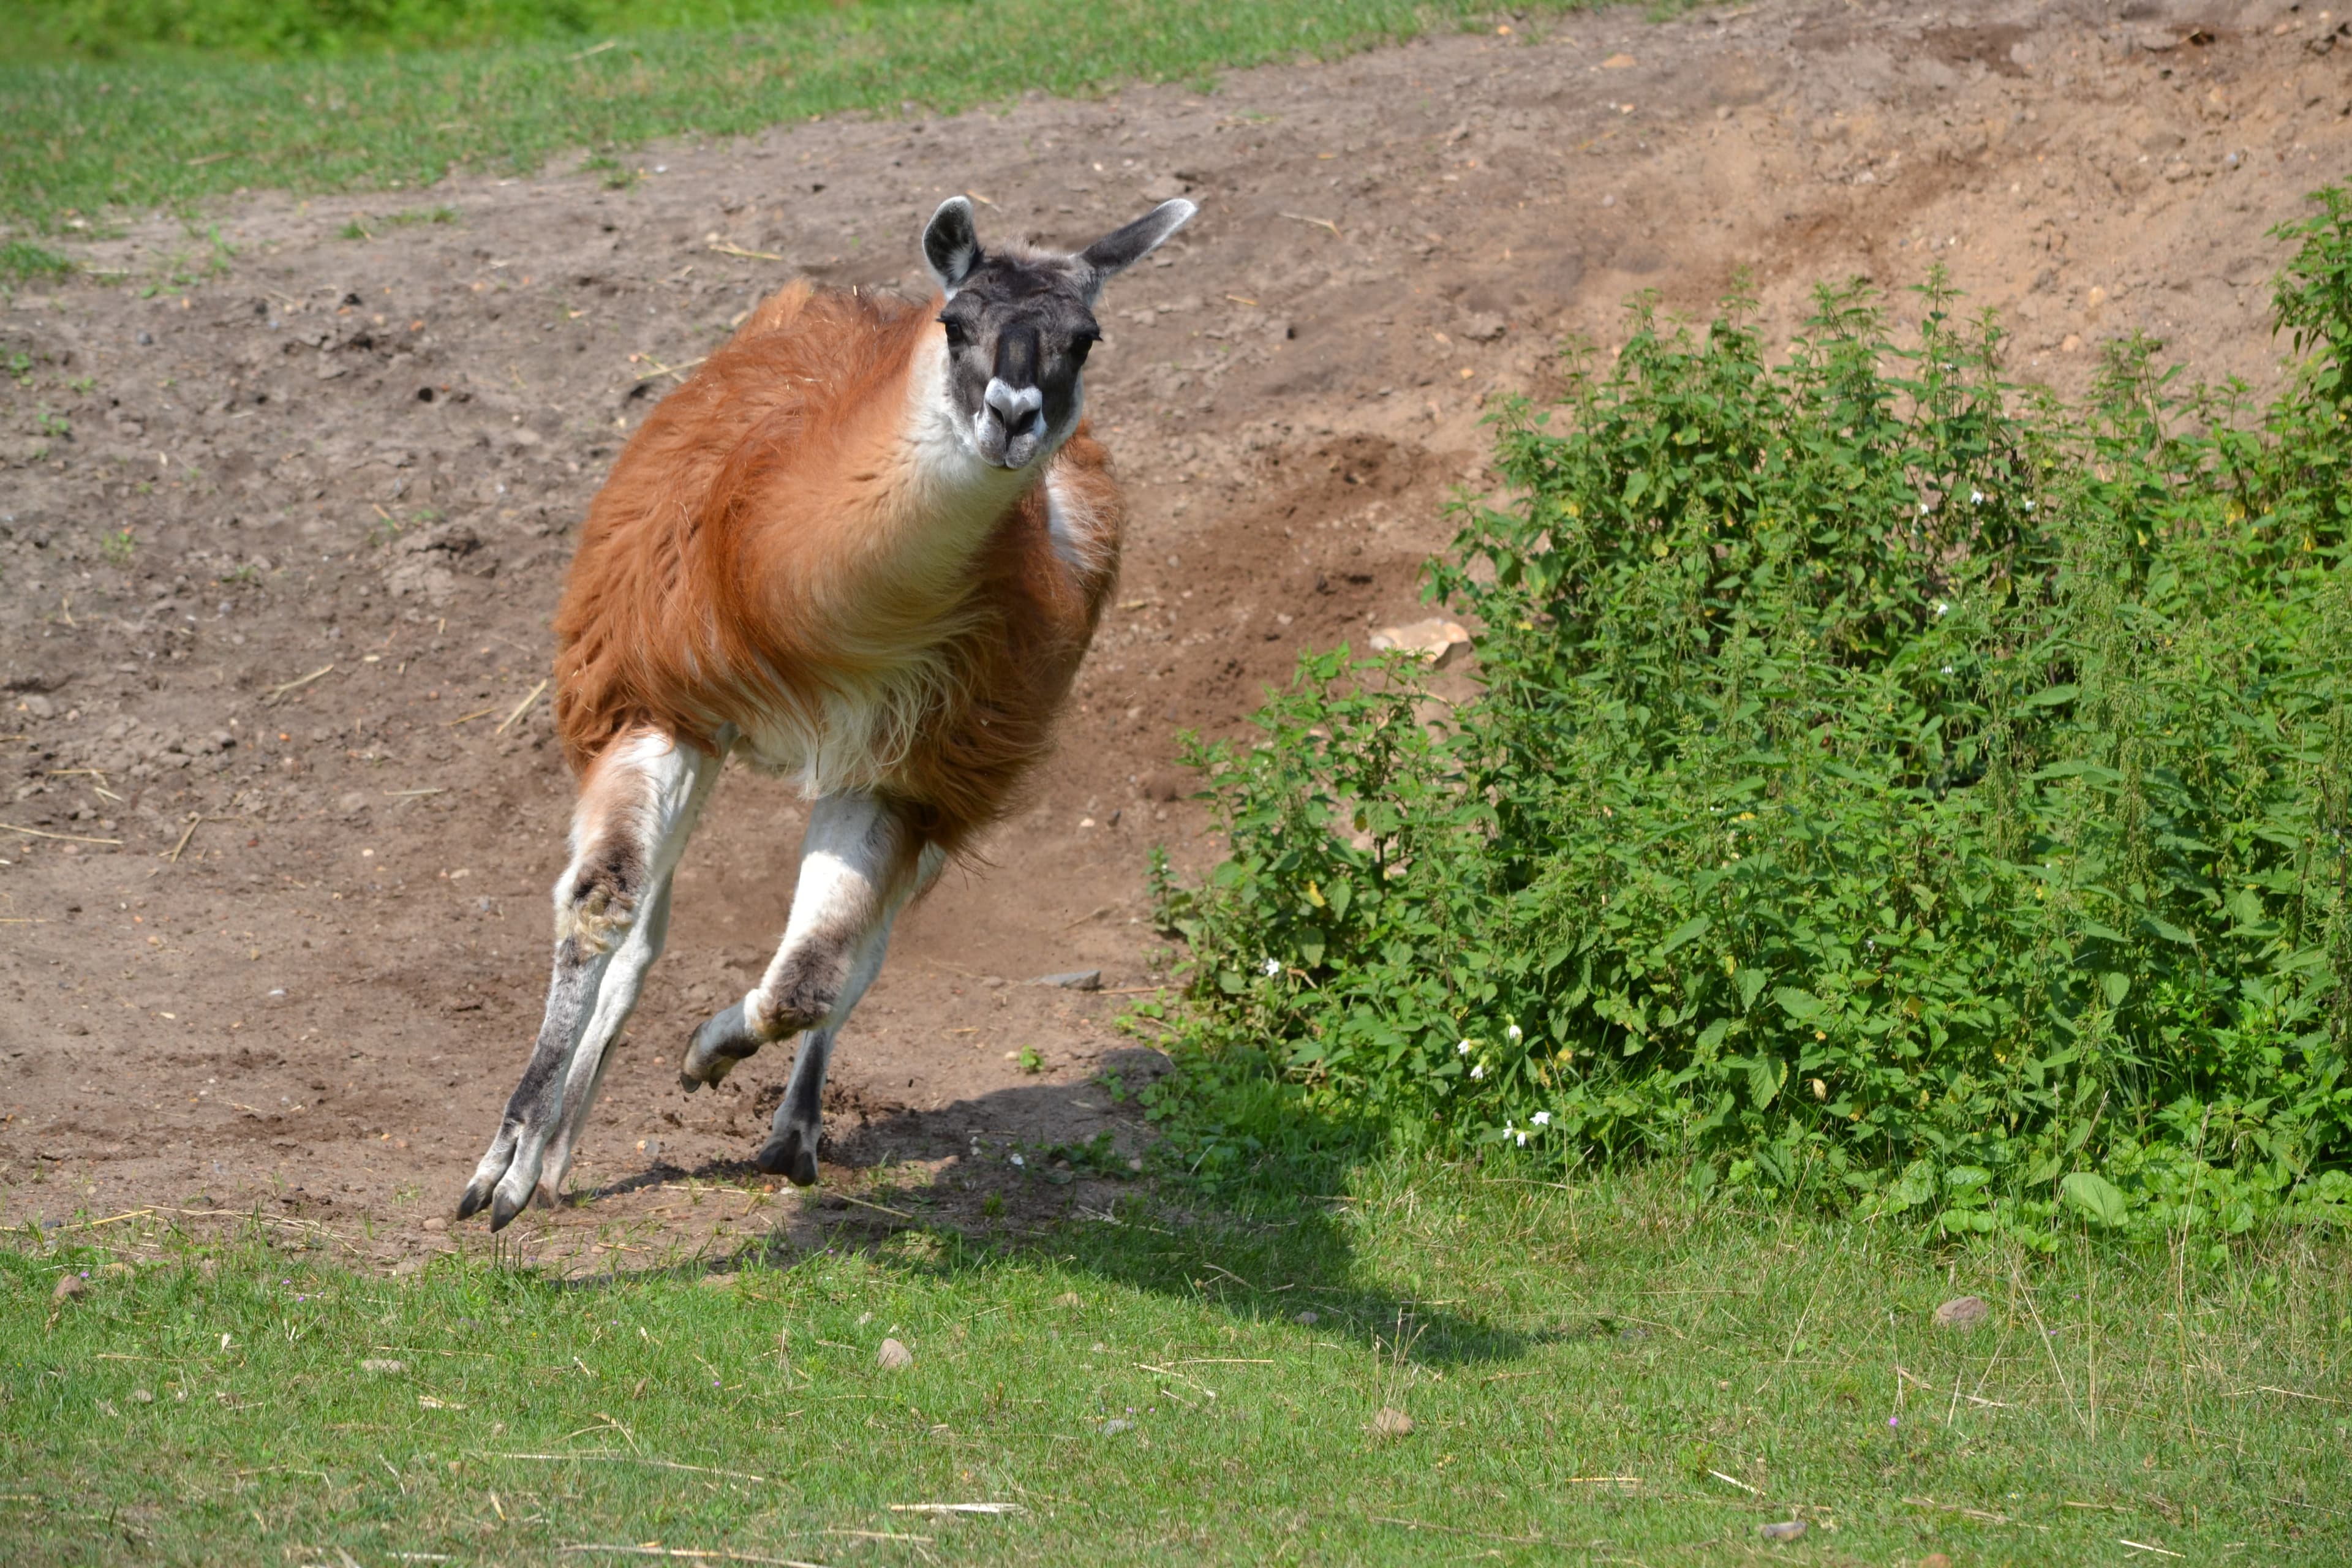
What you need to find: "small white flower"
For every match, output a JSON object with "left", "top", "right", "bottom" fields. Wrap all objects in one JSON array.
[
  {"left": 1469, "top": 1063, "right": 1485, "bottom": 1080},
  {"left": 1970, "top": 489, "right": 1985, "bottom": 505},
  {"left": 2024, "top": 499, "right": 2038, "bottom": 511},
  {"left": 1009, "top": 1152, "right": 1025, "bottom": 1167},
  {"left": 1506, "top": 1023, "right": 1523, "bottom": 1044},
  {"left": 1942, "top": 665, "right": 1954, "bottom": 675},
  {"left": 1919, "top": 502, "right": 1931, "bottom": 516},
  {"left": 1933, "top": 600, "right": 1948, "bottom": 618},
  {"left": 1531, "top": 1110, "right": 1552, "bottom": 1126},
  {"left": 1457, "top": 1039, "right": 1472, "bottom": 1056},
  {"left": 1515, "top": 1130, "right": 1529, "bottom": 1147},
  {"left": 1259, "top": 957, "right": 1281, "bottom": 977}
]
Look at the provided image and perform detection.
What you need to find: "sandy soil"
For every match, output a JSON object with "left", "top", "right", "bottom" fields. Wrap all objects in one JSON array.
[{"left": 2, "top": 0, "right": 2346, "bottom": 1272}]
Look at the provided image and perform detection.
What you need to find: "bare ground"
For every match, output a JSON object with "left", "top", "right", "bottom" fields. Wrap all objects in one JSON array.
[{"left": 2, "top": 0, "right": 2346, "bottom": 1272}]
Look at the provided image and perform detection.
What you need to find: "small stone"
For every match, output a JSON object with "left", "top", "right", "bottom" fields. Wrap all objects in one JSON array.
[
  {"left": 1601, "top": 52, "right": 1636, "bottom": 68},
  {"left": 1054, "top": 1291, "right": 1083, "bottom": 1308},
  {"left": 1920, "top": 1556, "right": 1954, "bottom": 1568},
  {"left": 1367, "top": 618, "right": 1472, "bottom": 669},
  {"left": 421, "top": 1216, "right": 447, "bottom": 1234},
  {"left": 132, "top": 1387, "right": 154, "bottom": 1404},
  {"left": 876, "top": 1337, "right": 914, "bottom": 1371},
  {"left": 1293, "top": 1310, "right": 1319, "bottom": 1325},
  {"left": 52, "top": 1274, "right": 86, "bottom": 1303},
  {"left": 360, "top": 1358, "right": 405, "bottom": 1374},
  {"left": 336, "top": 791, "right": 371, "bottom": 815},
  {"left": 1934, "top": 1295, "right": 1991, "bottom": 1330},
  {"left": 1370, "top": 1406, "right": 1414, "bottom": 1437},
  {"left": 1758, "top": 1520, "right": 1807, "bottom": 1541},
  {"left": 1033, "top": 969, "right": 1103, "bottom": 991},
  {"left": 1458, "top": 312, "right": 1506, "bottom": 343},
  {"left": 390, "top": 1259, "right": 421, "bottom": 1278}
]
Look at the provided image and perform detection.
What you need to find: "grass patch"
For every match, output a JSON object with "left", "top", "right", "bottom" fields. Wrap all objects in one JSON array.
[
  {"left": 337, "top": 205, "right": 458, "bottom": 239},
  {"left": 6, "top": 1160, "right": 2349, "bottom": 1562},
  {"left": 0, "top": 0, "right": 1600, "bottom": 230},
  {"left": 1154, "top": 191, "right": 2352, "bottom": 1238},
  {"left": 0, "top": 238, "right": 73, "bottom": 282},
  {"left": 6, "top": 0, "right": 889, "bottom": 59}
]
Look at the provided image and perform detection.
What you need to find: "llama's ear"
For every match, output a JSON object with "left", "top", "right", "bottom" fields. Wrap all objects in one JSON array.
[
  {"left": 922, "top": 197, "right": 982, "bottom": 293},
  {"left": 1078, "top": 199, "right": 1197, "bottom": 295}
]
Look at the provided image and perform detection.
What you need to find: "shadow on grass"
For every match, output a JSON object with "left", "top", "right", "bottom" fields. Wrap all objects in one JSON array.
[{"left": 561, "top": 1049, "right": 1541, "bottom": 1370}]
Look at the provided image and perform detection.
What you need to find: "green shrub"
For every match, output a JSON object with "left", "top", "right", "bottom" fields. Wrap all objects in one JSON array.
[{"left": 1152, "top": 189, "right": 2352, "bottom": 1242}]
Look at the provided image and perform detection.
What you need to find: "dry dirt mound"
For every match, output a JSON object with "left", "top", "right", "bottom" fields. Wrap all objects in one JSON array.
[{"left": 2, "top": 0, "right": 2344, "bottom": 1272}]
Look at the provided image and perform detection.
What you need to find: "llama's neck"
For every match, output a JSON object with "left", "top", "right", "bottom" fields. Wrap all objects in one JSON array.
[{"left": 835, "top": 331, "right": 1047, "bottom": 610}]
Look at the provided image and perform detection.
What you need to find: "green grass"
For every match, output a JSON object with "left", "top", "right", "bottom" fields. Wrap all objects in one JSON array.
[
  {"left": 0, "top": 238, "right": 73, "bottom": 281},
  {"left": 6, "top": 1160, "right": 2349, "bottom": 1563},
  {"left": 0, "top": 0, "right": 1590, "bottom": 232},
  {"left": 4, "top": 0, "right": 872, "bottom": 59}
]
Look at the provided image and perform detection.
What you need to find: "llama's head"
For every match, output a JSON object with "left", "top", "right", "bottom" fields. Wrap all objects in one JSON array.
[{"left": 922, "top": 195, "right": 1196, "bottom": 469}]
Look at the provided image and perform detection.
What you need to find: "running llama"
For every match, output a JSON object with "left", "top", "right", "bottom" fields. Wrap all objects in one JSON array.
[{"left": 458, "top": 196, "right": 1196, "bottom": 1229}]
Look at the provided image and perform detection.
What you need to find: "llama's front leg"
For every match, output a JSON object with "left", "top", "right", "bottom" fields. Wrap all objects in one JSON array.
[
  {"left": 755, "top": 877, "right": 930, "bottom": 1182},
  {"left": 459, "top": 730, "right": 718, "bottom": 1231},
  {"left": 678, "top": 792, "right": 936, "bottom": 1182}
]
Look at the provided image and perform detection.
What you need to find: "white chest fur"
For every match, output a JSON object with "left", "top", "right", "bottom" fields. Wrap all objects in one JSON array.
[{"left": 730, "top": 333, "right": 1061, "bottom": 796}]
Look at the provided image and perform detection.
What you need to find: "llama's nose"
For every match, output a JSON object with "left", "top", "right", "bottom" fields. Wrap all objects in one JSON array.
[{"left": 983, "top": 377, "right": 1044, "bottom": 436}]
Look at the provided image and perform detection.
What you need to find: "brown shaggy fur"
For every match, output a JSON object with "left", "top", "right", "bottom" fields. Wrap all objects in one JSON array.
[{"left": 551, "top": 280, "right": 1120, "bottom": 856}]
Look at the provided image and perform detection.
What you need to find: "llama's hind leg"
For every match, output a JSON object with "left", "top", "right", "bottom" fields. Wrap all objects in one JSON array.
[
  {"left": 535, "top": 873, "right": 674, "bottom": 1205},
  {"left": 459, "top": 730, "right": 718, "bottom": 1231}
]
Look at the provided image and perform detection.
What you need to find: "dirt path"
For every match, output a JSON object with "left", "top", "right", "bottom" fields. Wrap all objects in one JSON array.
[{"left": 2, "top": 0, "right": 2343, "bottom": 1271}]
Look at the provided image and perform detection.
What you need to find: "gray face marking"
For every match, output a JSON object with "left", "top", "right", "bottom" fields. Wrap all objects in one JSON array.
[{"left": 921, "top": 195, "right": 1197, "bottom": 470}]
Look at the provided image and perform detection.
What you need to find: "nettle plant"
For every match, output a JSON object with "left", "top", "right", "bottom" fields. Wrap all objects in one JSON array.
[{"left": 1155, "top": 189, "right": 2352, "bottom": 1243}]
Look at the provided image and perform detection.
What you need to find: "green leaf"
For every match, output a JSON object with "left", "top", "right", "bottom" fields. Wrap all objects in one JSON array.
[
  {"left": 1657, "top": 915, "right": 1711, "bottom": 956},
  {"left": 1773, "top": 987, "right": 1825, "bottom": 1023},
  {"left": 2060, "top": 1172, "right": 2129, "bottom": 1227},
  {"left": 2100, "top": 971, "right": 2130, "bottom": 1006},
  {"left": 1736, "top": 968, "right": 1768, "bottom": 1011}
]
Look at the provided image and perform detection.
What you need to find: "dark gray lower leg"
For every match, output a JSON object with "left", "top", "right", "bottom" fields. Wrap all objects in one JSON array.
[{"left": 756, "top": 1027, "right": 836, "bottom": 1185}]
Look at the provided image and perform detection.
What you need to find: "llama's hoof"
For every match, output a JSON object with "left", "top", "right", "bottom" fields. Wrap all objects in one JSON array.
[
  {"left": 756, "top": 1124, "right": 821, "bottom": 1186},
  {"left": 679, "top": 1003, "right": 755, "bottom": 1091}
]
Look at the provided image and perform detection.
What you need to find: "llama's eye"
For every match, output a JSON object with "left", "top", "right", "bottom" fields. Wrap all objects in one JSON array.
[
  {"left": 1069, "top": 331, "right": 1099, "bottom": 365},
  {"left": 939, "top": 317, "right": 970, "bottom": 350}
]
